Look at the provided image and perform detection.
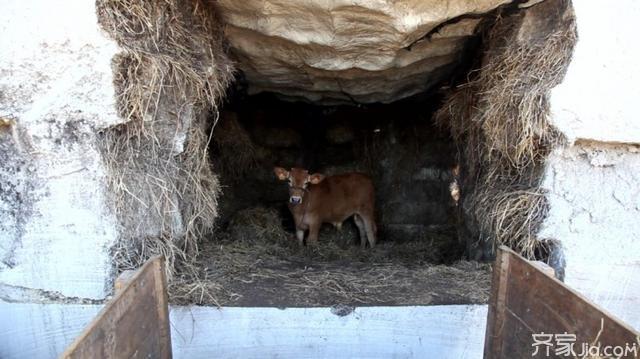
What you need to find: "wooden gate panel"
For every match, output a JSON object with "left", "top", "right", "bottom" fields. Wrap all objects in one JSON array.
[
  {"left": 60, "top": 256, "right": 171, "bottom": 359},
  {"left": 485, "top": 246, "right": 639, "bottom": 358}
]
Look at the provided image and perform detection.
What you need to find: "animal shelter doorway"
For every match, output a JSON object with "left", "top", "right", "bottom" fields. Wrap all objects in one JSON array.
[
  {"left": 97, "top": 0, "right": 577, "bottom": 307},
  {"left": 200, "top": 91, "right": 489, "bottom": 307}
]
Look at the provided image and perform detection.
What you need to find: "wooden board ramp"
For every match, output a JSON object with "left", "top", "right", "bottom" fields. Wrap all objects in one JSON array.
[
  {"left": 60, "top": 256, "right": 172, "bottom": 359},
  {"left": 484, "top": 246, "right": 639, "bottom": 359}
]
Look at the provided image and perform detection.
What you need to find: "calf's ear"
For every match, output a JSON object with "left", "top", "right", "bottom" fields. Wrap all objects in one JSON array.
[
  {"left": 274, "top": 167, "right": 289, "bottom": 181},
  {"left": 308, "top": 173, "right": 326, "bottom": 184}
]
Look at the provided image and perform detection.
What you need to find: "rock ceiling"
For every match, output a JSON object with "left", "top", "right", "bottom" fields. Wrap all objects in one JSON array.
[{"left": 215, "top": 0, "right": 513, "bottom": 104}]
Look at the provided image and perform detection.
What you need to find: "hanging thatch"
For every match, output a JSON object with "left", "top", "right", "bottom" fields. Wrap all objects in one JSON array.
[
  {"left": 435, "top": 0, "right": 577, "bottom": 259},
  {"left": 95, "top": 0, "right": 235, "bottom": 282}
]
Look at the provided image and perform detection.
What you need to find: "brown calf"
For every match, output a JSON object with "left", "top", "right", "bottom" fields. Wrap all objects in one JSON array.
[{"left": 274, "top": 167, "right": 377, "bottom": 248}]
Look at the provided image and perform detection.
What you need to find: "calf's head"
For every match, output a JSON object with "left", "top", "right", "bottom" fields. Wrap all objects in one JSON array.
[{"left": 274, "top": 167, "right": 325, "bottom": 205}]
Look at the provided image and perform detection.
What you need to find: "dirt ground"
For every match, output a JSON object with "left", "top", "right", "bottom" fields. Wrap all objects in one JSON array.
[{"left": 170, "top": 207, "right": 492, "bottom": 307}]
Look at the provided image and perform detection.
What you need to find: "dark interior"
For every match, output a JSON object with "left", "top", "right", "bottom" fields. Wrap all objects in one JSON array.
[{"left": 211, "top": 87, "right": 463, "bottom": 262}]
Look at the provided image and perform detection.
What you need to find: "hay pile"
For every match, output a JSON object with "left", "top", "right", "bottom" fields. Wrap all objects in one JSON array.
[
  {"left": 96, "top": 0, "right": 234, "bottom": 281},
  {"left": 435, "top": 0, "right": 577, "bottom": 259},
  {"left": 170, "top": 207, "right": 490, "bottom": 306},
  {"left": 211, "top": 111, "right": 258, "bottom": 177}
]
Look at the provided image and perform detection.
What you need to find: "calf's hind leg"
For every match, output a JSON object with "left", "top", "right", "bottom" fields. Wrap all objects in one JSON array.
[
  {"left": 353, "top": 215, "right": 367, "bottom": 249},
  {"left": 361, "top": 213, "right": 377, "bottom": 248}
]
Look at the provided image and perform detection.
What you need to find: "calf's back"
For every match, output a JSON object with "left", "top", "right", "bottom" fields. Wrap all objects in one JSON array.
[{"left": 305, "top": 173, "right": 374, "bottom": 220}]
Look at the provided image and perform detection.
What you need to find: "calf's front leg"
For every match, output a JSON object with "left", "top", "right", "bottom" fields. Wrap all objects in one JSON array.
[
  {"left": 296, "top": 228, "right": 305, "bottom": 246},
  {"left": 306, "top": 221, "right": 321, "bottom": 246}
]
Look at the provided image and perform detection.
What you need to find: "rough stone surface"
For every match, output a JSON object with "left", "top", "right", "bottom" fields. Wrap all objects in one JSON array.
[
  {"left": 0, "top": 0, "right": 121, "bottom": 299},
  {"left": 215, "top": 0, "right": 511, "bottom": 104},
  {"left": 540, "top": 144, "right": 640, "bottom": 329}
]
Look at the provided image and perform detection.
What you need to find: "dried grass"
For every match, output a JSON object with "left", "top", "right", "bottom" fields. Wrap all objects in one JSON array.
[
  {"left": 435, "top": 1, "right": 577, "bottom": 258},
  {"left": 96, "top": 0, "right": 234, "bottom": 281},
  {"left": 211, "top": 111, "right": 258, "bottom": 177},
  {"left": 170, "top": 207, "right": 490, "bottom": 306}
]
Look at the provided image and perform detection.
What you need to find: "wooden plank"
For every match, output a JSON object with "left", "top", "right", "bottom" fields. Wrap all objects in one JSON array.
[
  {"left": 114, "top": 270, "right": 136, "bottom": 295},
  {"left": 60, "top": 256, "right": 172, "bottom": 359},
  {"left": 529, "top": 260, "right": 555, "bottom": 278},
  {"left": 485, "top": 246, "right": 640, "bottom": 358}
]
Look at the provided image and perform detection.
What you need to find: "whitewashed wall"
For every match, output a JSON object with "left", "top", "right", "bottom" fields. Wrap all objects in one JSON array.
[
  {"left": 543, "top": 0, "right": 640, "bottom": 330},
  {"left": 541, "top": 144, "right": 640, "bottom": 329},
  {"left": 550, "top": 1, "right": 640, "bottom": 144},
  {"left": 0, "top": 303, "right": 487, "bottom": 359},
  {"left": 0, "top": 0, "right": 121, "bottom": 299}
]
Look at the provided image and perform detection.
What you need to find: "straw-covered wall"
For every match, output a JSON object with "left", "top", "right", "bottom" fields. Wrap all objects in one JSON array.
[
  {"left": 435, "top": 0, "right": 577, "bottom": 260},
  {"left": 95, "top": 0, "right": 234, "bottom": 281}
]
